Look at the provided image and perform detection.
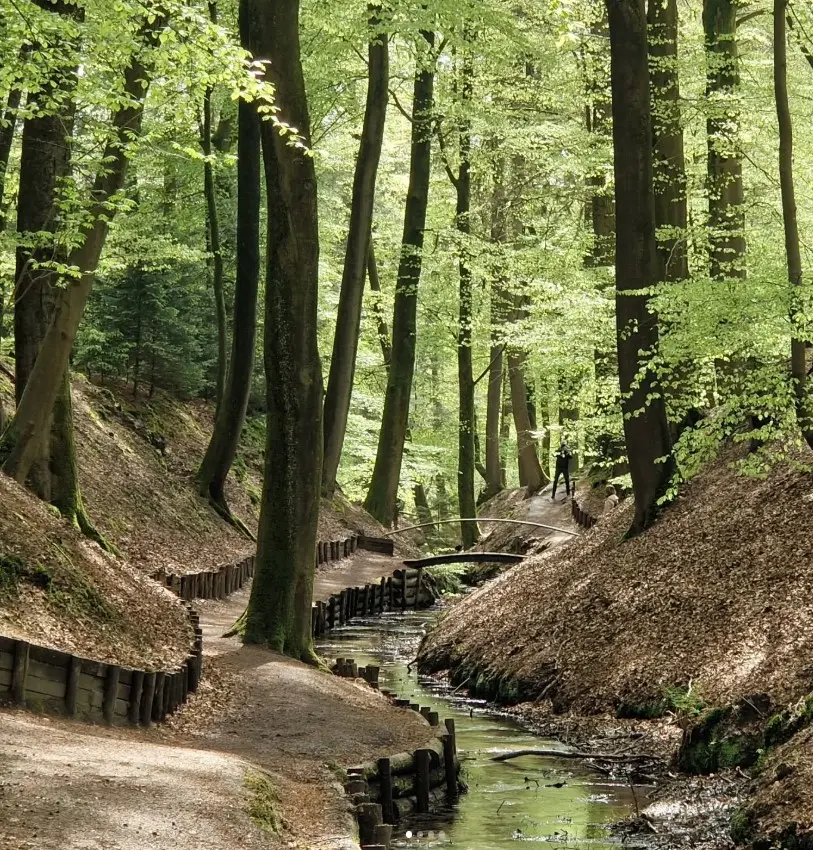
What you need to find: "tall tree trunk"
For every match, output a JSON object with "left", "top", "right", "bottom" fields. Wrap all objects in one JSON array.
[
  {"left": 198, "top": 0, "right": 261, "bottom": 533},
  {"left": 648, "top": 0, "right": 688, "bottom": 282},
  {"left": 414, "top": 482, "right": 433, "bottom": 526},
  {"left": 367, "top": 240, "right": 392, "bottom": 367},
  {"left": 363, "top": 32, "right": 436, "bottom": 526},
  {"left": 1, "top": 15, "right": 164, "bottom": 485},
  {"left": 607, "top": 0, "right": 674, "bottom": 533},
  {"left": 508, "top": 350, "right": 545, "bottom": 491},
  {"left": 13, "top": 0, "right": 79, "bottom": 501},
  {"left": 499, "top": 364, "right": 511, "bottom": 487},
  {"left": 0, "top": 85, "right": 18, "bottom": 423},
  {"left": 774, "top": 0, "right": 811, "bottom": 446},
  {"left": 484, "top": 151, "right": 507, "bottom": 498},
  {"left": 484, "top": 343, "right": 504, "bottom": 495},
  {"left": 0, "top": 80, "right": 22, "bottom": 231},
  {"left": 584, "top": 12, "right": 615, "bottom": 270},
  {"left": 704, "top": 0, "right": 745, "bottom": 281},
  {"left": 244, "top": 0, "right": 323, "bottom": 660},
  {"left": 202, "top": 2, "right": 227, "bottom": 413},
  {"left": 452, "top": 47, "right": 478, "bottom": 548},
  {"left": 648, "top": 0, "right": 693, "bottom": 434},
  {"left": 322, "top": 7, "right": 389, "bottom": 497}
]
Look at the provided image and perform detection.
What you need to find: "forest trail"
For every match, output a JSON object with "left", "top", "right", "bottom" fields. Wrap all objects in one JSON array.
[
  {"left": 475, "top": 485, "right": 579, "bottom": 554},
  {"left": 0, "top": 550, "right": 438, "bottom": 850}
]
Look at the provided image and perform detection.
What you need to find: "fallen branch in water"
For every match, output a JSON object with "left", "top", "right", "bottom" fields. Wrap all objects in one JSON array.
[{"left": 491, "top": 749, "right": 659, "bottom": 763}]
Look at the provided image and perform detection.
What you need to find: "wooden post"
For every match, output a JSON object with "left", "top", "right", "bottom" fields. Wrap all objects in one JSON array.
[
  {"left": 378, "top": 577, "right": 385, "bottom": 613},
  {"left": 65, "top": 655, "right": 81, "bottom": 717},
  {"left": 128, "top": 670, "right": 145, "bottom": 725},
  {"left": 103, "top": 665, "right": 120, "bottom": 725},
  {"left": 416, "top": 566, "right": 424, "bottom": 607},
  {"left": 377, "top": 757, "right": 395, "bottom": 825},
  {"left": 445, "top": 717, "right": 457, "bottom": 753},
  {"left": 311, "top": 606, "right": 318, "bottom": 637},
  {"left": 443, "top": 732, "right": 458, "bottom": 803},
  {"left": 414, "top": 749, "right": 431, "bottom": 813},
  {"left": 356, "top": 802, "right": 383, "bottom": 846},
  {"left": 152, "top": 671, "right": 166, "bottom": 722},
  {"left": 427, "top": 710, "right": 439, "bottom": 727},
  {"left": 420, "top": 706, "right": 432, "bottom": 722},
  {"left": 11, "top": 641, "right": 29, "bottom": 706},
  {"left": 387, "top": 576, "right": 393, "bottom": 610},
  {"left": 373, "top": 824, "right": 393, "bottom": 847},
  {"left": 140, "top": 672, "right": 156, "bottom": 726},
  {"left": 400, "top": 571, "right": 407, "bottom": 612},
  {"left": 339, "top": 590, "right": 346, "bottom": 626}
]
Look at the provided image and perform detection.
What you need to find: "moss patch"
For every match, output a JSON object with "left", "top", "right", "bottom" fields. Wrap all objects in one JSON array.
[
  {"left": 0, "top": 550, "right": 117, "bottom": 623},
  {"left": 430, "top": 564, "right": 465, "bottom": 596},
  {"left": 679, "top": 704, "right": 763, "bottom": 774},
  {"left": 244, "top": 770, "right": 282, "bottom": 835}
]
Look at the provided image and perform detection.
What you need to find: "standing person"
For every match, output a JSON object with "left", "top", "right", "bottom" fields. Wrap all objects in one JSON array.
[{"left": 551, "top": 440, "right": 573, "bottom": 500}]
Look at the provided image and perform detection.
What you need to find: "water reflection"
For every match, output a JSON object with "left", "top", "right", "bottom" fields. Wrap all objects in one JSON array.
[{"left": 317, "top": 609, "right": 648, "bottom": 849}]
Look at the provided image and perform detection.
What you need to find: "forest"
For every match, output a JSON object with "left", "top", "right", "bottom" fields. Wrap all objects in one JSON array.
[{"left": 1, "top": 0, "right": 813, "bottom": 847}]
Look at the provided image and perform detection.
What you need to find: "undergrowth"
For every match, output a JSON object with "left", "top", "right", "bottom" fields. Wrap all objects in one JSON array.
[{"left": 245, "top": 770, "right": 283, "bottom": 835}]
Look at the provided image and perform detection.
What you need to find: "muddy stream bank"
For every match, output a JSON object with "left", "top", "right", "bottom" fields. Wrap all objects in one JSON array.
[{"left": 317, "top": 604, "right": 649, "bottom": 849}]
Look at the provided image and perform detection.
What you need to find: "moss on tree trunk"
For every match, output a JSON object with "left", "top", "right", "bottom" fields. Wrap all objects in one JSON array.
[{"left": 243, "top": 0, "right": 323, "bottom": 659}]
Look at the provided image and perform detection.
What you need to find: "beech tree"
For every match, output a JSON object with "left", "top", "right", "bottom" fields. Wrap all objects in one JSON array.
[
  {"left": 197, "top": 0, "right": 262, "bottom": 532},
  {"left": 703, "top": 0, "right": 745, "bottom": 282},
  {"left": 322, "top": 5, "right": 390, "bottom": 497},
  {"left": 363, "top": 30, "right": 436, "bottom": 527},
  {"left": 606, "top": 0, "right": 674, "bottom": 532},
  {"left": 0, "top": 13, "right": 165, "bottom": 491},
  {"left": 244, "top": 0, "right": 324, "bottom": 658},
  {"left": 773, "top": 0, "right": 810, "bottom": 446},
  {"left": 201, "top": 1, "right": 227, "bottom": 414}
]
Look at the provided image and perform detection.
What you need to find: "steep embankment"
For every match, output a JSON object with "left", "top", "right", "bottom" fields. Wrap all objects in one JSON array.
[
  {"left": 420, "top": 446, "right": 813, "bottom": 714},
  {"left": 0, "top": 473, "right": 191, "bottom": 668},
  {"left": 0, "top": 369, "right": 399, "bottom": 666}
]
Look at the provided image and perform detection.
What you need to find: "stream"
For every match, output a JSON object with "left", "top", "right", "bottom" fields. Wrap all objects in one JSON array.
[{"left": 317, "top": 604, "right": 649, "bottom": 849}]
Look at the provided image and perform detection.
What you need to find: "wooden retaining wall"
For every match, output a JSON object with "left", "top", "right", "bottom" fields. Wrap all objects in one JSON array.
[
  {"left": 310, "top": 567, "right": 436, "bottom": 639},
  {"left": 153, "top": 533, "right": 393, "bottom": 603},
  {"left": 333, "top": 663, "right": 462, "bottom": 848},
  {"left": 0, "top": 604, "right": 202, "bottom": 727},
  {"left": 154, "top": 555, "right": 256, "bottom": 601},
  {"left": 571, "top": 496, "right": 598, "bottom": 529}
]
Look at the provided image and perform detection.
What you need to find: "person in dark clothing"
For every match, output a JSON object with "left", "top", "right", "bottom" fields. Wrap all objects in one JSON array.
[{"left": 551, "top": 440, "right": 573, "bottom": 500}]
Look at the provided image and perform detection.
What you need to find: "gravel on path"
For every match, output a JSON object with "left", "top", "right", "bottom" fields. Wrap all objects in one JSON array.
[{"left": 0, "top": 549, "right": 437, "bottom": 850}]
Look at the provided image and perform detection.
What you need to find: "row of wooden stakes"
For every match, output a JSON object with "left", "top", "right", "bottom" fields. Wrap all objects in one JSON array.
[
  {"left": 0, "top": 603, "right": 203, "bottom": 727},
  {"left": 155, "top": 556, "right": 255, "bottom": 601},
  {"left": 571, "top": 496, "right": 598, "bottom": 529},
  {"left": 344, "top": 711, "right": 459, "bottom": 847},
  {"left": 154, "top": 535, "right": 367, "bottom": 605},
  {"left": 311, "top": 568, "right": 434, "bottom": 638}
]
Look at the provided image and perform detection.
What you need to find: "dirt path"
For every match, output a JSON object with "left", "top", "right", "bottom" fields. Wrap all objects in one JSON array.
[
  {"left": 0, "top": 551, "right": 437, "bottom": 850},
  {"left": 475, "top": 485, "right": 579, "bottom": 554}
]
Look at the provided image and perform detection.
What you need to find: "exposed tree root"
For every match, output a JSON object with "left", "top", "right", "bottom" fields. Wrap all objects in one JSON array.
[
  {"left": 74, "top": 505, "right": 119, "bottom": 556},
  {"left": 206, "top": 490, "right": 256, "bottom": 541},
  {"left": 223, "top": 607, "right": 248, "bottom": 638}
]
